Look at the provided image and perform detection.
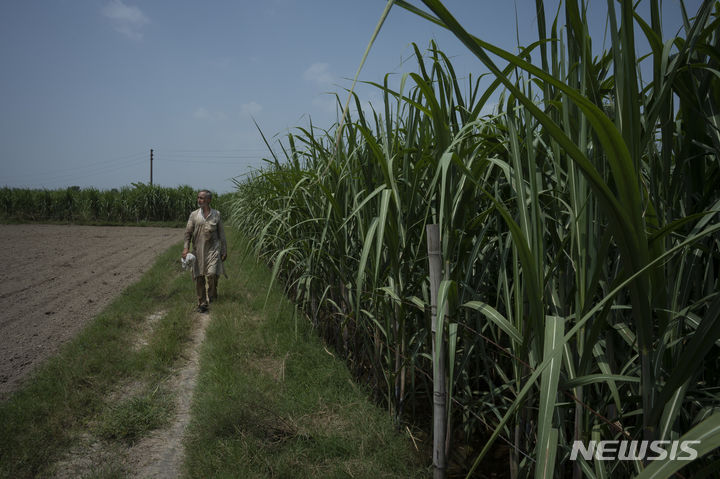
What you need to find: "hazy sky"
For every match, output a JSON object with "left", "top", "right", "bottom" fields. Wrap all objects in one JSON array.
[{"left": 0, "top": 1, "right": 701, "bottom": 193}]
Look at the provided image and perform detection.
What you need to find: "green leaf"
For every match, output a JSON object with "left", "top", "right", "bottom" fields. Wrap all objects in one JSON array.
[
  {"left": 535, "top": 315, "right": 565, "bottom": 479},
  {"left": 462, "top": 300, "right": 522, "bottom": 344}
]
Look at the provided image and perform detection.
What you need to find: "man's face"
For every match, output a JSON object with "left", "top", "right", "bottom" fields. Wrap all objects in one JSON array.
[{"left": 197, "top": 193, "right": 209, "bottom": 207}]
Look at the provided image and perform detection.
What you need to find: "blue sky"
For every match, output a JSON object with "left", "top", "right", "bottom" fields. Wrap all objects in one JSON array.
[{"left": 0, "top": 1, "right": 700, "bottom": 193}]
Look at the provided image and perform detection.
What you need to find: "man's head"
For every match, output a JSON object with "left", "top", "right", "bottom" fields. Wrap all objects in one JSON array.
[{"left": 197, "top": 190, "right": 212, "bottom": 207}]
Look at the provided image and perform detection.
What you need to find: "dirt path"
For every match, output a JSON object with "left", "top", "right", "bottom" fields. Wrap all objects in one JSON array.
[
  {"left": 126, "top": 311, "right": 210, "bottom": 478},
  {"left": 0, "top": 224, "right": 183, "bottom": 399},
  {"left": 51, "top": 309, "right": 211, "bottom": 478}
]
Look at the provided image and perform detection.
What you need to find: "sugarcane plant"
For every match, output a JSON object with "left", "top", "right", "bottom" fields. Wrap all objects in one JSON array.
[{"left": 228, "top": 1, "right": 720, "bottom": 477}]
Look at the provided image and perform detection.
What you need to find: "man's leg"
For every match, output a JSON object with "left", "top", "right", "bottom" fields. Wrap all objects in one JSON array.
[
  {"left": 207, "top": 274, "right": 218, "bottom": 303},
  {"left": 195, "top": 275, "right": 208, "bottom": 311}
]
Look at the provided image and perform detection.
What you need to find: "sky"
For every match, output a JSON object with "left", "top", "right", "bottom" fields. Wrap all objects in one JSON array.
[{"left": 0, "top": 0, "right": 703, "bottom": 194}]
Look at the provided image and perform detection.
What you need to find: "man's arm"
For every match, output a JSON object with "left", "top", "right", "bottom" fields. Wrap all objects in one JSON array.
[
  {"left": 182, "top": 213, "right": 194, "bottom": 259},
  {"left": 217, "top": 212, "right": 228, "bottom": 262}
]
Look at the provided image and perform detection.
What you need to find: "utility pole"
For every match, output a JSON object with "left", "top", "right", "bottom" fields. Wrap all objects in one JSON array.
[{"left": 150, "top": 148, "right": 153, "bottom": 186}]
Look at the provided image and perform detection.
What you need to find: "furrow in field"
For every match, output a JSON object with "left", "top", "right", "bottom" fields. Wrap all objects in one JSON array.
[{"left": 0, "top": 224, "right": 182, "bottom": 399}]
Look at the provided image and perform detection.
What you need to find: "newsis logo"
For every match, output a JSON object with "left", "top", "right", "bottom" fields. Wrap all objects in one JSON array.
[{"left": 570, "top": 440, "right": 700, "bottom": 461}]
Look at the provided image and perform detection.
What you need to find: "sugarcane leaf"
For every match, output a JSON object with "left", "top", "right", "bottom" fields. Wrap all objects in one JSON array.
[
  {"left": 462, "top": 300, "right": 522, "bottom": 344},
  {"left": 535, "top": 315, "right": 565, "bottom": 479}
]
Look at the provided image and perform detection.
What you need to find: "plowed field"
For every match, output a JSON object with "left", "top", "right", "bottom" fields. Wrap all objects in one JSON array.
[{"left": 0, "top": 224, "right": 183, "bottom": 399}]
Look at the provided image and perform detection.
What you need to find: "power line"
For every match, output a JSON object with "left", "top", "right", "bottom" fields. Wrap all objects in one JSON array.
[
  {"left": 8, "top": 158, "right": 147, "bottom": 187},
  {"left": 39, "top": 159, "right": 147, "bottom": 186},
  {"left": 4, "top": 148, "right": 270, "bottom": 189},
  {"left": 155, "top": 158, "right": 262, "bottom": 166},
  {"left": 159, "top": 148, "right": 267, "bottom": 154},
  {"left": 5, "top": 151, "right": 148, "bottom": 182},
  {"left": 158, "top": 155, "right": 264, "bottom": 160}
]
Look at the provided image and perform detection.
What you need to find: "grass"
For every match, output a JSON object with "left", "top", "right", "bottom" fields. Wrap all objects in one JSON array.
[
  {"left": 183, "top": 232, "right": 428, "bottom": 478},
  {"left": 95, "top": 385, "right": 175, "bottom": 445}
]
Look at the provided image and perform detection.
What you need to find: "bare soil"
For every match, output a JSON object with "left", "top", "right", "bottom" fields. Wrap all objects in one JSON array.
[{"left": 0, "top": 224, "right": 183, "bottom": 400}]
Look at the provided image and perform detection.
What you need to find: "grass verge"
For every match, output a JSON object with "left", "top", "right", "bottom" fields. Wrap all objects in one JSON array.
[{"left": 184, "top": 231, "right": 428, "bottom": 478}]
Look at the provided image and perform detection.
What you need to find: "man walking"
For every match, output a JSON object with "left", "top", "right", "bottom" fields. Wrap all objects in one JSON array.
[{"left": 182, "top": 189, "right": 227, "bottom": 312}]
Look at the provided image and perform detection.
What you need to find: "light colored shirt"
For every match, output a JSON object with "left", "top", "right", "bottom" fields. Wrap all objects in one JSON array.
[{"left": 184, "top": 208, "right": 227, "bottom": 279}]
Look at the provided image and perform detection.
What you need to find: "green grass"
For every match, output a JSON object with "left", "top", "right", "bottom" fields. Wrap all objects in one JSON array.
[
  {"left": 95, "top": 385, "right": 175, "bottom": 444},
  {"left": 0, "top": 242, "right": 195, "bottom": 479},
  {"left": 183, "top": 232, "right": 427, "bottom": 478}
]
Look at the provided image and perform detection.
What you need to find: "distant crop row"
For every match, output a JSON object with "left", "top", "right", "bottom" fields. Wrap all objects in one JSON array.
[{"left": 0, "top": 184, "right": 222, "bottom": 224}]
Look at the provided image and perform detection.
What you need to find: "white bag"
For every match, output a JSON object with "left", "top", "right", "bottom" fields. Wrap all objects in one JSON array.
[{"left": 181, "top": 253, "right": 196, "bottom": 270}]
